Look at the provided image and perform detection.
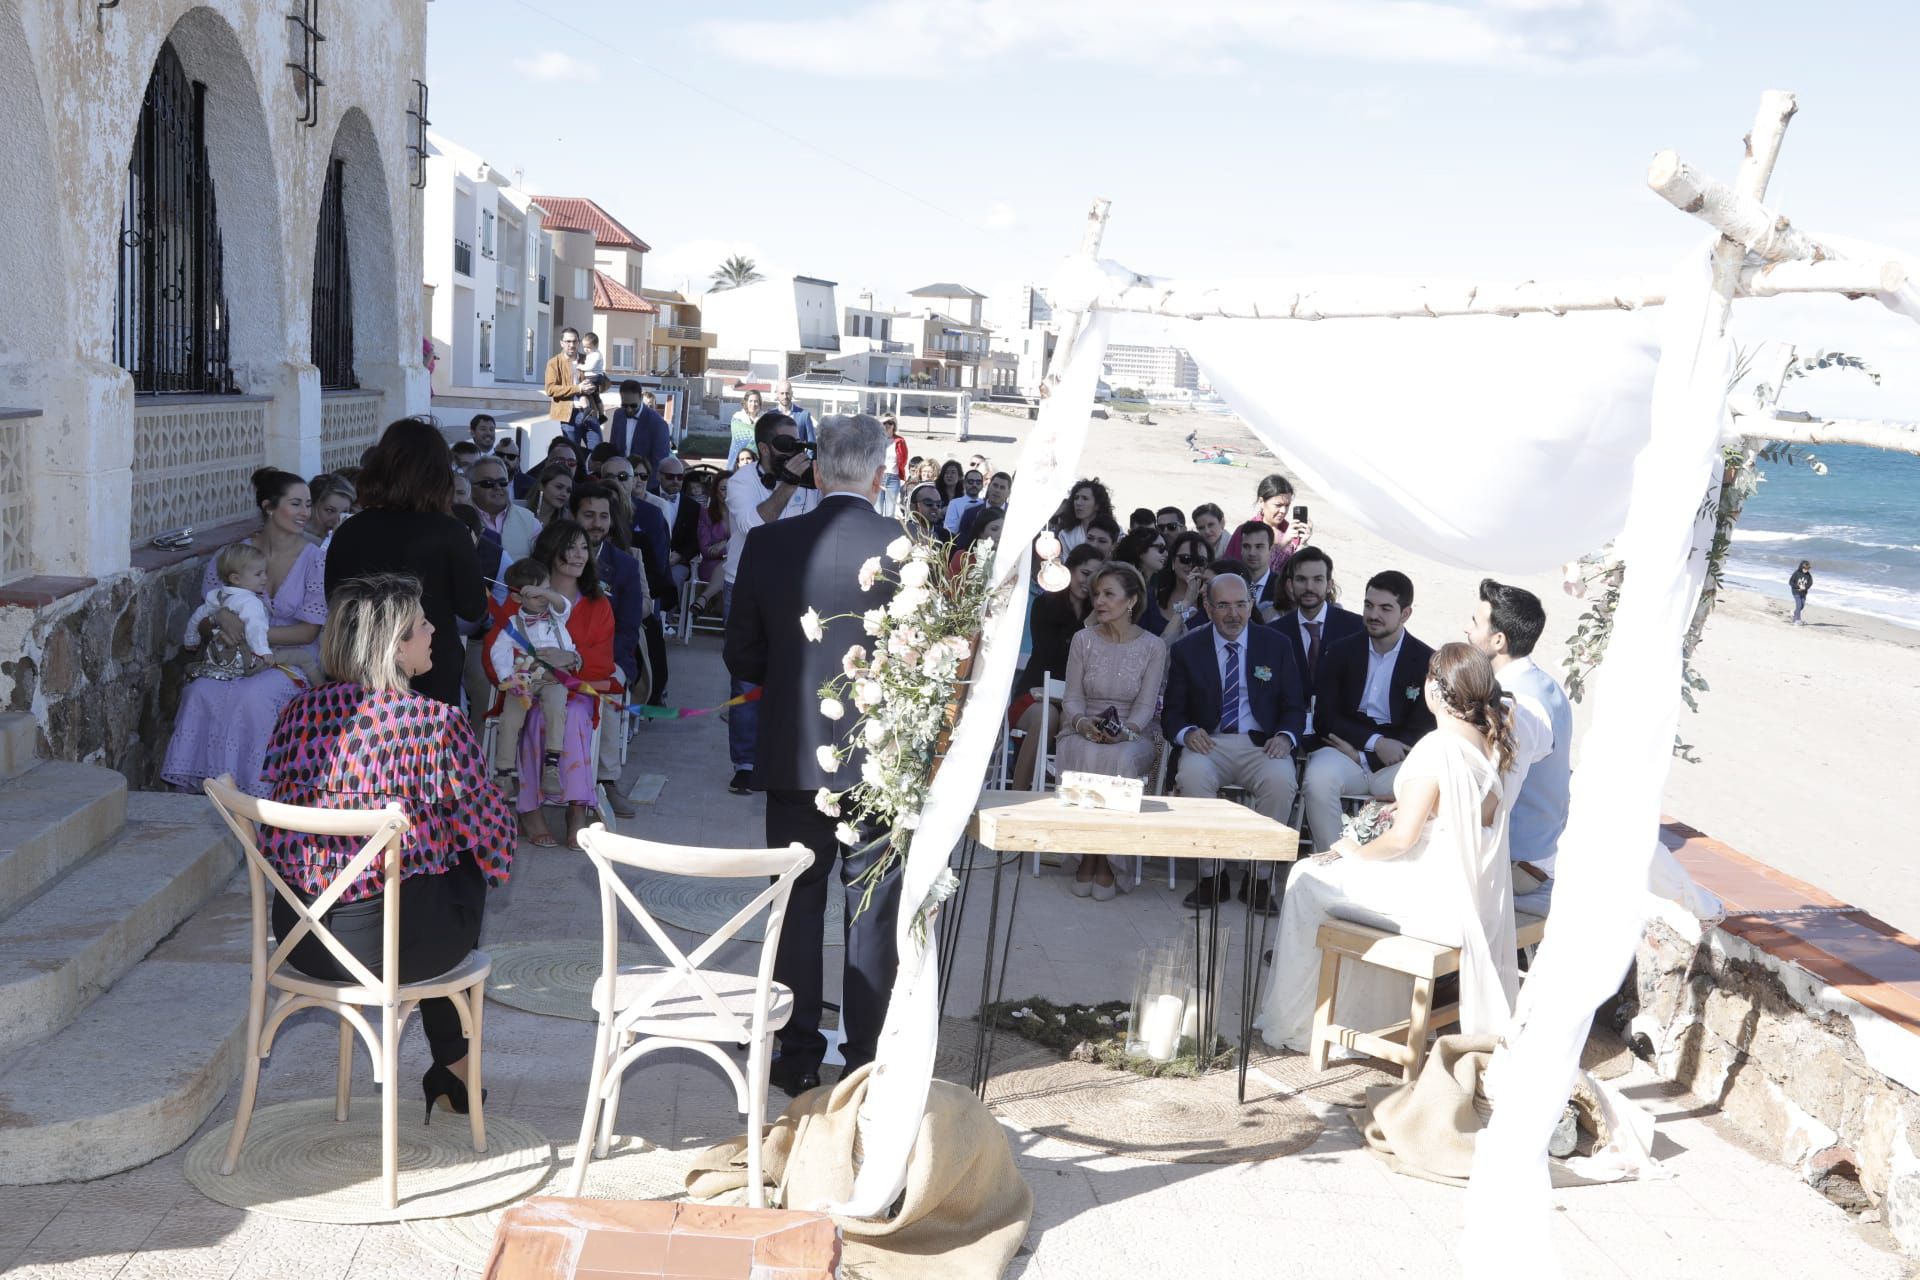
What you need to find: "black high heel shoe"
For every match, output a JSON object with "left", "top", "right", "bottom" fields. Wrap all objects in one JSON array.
[{"left": 421, "top": 1063, "right": 487, "bottom": 1124}]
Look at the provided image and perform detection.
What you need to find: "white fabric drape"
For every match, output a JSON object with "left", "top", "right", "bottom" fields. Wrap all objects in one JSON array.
[
  {"left": 818, "top": 313, "right": 1113, "bottom": 1219},
  {"left": 1180, "top": 308, "right": 1663, "bottom": 575}
]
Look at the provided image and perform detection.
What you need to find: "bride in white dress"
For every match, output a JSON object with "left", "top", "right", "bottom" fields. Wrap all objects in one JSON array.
[{"left": 1257, "top": 642, "right": 1521, "bottom": 1055}]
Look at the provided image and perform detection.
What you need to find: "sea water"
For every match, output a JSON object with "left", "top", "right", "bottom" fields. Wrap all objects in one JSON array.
[{"left": 1726, "top": 443, "right": 1920, "bottom": 630}]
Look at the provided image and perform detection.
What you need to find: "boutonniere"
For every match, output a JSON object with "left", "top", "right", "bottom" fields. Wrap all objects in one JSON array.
[
  {"left": 1252, "top": 665, "right": 1273, "bottom": 682},
  {"left": 1404, "top": 685, "right": 1421, "bottom": 700}
]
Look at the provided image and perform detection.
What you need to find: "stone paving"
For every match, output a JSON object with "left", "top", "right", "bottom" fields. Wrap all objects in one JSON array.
[{"left": 1, "top": 637, "right": 1910, "bottom": 1279}]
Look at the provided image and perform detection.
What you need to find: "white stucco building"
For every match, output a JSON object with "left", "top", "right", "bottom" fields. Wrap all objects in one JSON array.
[
  {"left": 700, "top": 275, "right": 841, "bottom": 382},
  {"left": 0, "top": 0, "right": 428, "bottom": 771},
  {"left": 423, "top": 132, "right": 554, "bottom": 393},
  {"left": 1104, "top": 343, "right": 1200, "bottom": 395}
]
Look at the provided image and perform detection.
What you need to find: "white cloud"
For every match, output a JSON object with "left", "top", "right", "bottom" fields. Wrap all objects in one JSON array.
[
  {"left": 514, "top": 51, "right": 600, "bottom": 83},
  {"left": 984, "top": 202, "right": 1018, "bottom": 230},
  {"left": 699, "top": 0, "right": 1689, "bottom": 78}
]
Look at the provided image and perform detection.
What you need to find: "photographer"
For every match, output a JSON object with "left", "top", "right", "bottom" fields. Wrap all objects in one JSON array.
[{"left": 721, "top": 412, "right": 821, "bottom": 793}]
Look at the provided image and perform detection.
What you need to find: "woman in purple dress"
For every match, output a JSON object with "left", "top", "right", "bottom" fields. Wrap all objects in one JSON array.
[{"left": 161, "top": 469, "right": 328, "bottom": 796}]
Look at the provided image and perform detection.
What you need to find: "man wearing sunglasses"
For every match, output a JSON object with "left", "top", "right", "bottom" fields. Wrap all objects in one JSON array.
[
  {"left": 468, "top": 455, "right": 540, "bottom": 561},
  {"left": 1155, "top": 506, "right": 1186, "bottom": 536}
]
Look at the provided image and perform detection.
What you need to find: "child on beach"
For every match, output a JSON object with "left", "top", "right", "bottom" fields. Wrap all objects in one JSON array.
[{"left": 489, "top": 557, "right": 578, "bottom": 797}]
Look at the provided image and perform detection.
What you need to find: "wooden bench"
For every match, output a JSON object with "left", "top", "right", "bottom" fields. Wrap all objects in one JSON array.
[{"left": 1308, "top": 913, "right": 1549, "bottom": 1080}]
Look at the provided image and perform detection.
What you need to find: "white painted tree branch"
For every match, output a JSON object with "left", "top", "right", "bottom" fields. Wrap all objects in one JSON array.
[
  {"left": 1649, "top": 150, "right": 1830, "bottom": 265},
  {"left": 1082, "top": 258, "right": 1899, "bottom": 322},
  {"left": 1728, "top": 408, "right": 1920, "bottom": 456}
]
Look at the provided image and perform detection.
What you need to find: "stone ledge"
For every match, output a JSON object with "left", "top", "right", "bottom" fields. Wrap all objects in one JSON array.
[
  {"left": 127, "top": 516, "right": 259, "bottom": 573},
  {"left": 0, "top": 576, "right": 98, "bottom": 608}
]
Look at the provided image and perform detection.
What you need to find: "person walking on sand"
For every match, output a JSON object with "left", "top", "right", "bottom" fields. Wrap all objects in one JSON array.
[{"left": 1789, "top": 561, "right": 1813, "bottom": 625}]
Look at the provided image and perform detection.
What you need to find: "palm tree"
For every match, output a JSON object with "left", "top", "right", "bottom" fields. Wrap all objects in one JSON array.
[{"left": 708, "top": 255, "right": 764, "bottom": 291}]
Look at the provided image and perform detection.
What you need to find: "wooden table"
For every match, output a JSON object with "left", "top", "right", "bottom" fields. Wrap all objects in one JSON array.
[{"left": 948, "top": 790, "right": 1299, "bottom": 1102}]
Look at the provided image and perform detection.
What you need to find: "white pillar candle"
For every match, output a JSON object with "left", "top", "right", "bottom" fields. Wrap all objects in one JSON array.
[{"left": 1142, "top": 993, "right": 1186, "bottom": 1062}]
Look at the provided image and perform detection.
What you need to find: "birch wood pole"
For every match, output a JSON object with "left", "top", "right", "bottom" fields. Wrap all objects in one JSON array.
[
  {"left": 1729, "top": 409, "right": 1920, "bottom": 456},
  {"left": 1039, "top": 199, "right": 1111, "bottom": 393}
]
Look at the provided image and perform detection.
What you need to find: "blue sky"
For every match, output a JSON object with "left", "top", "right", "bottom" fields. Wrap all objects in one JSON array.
[{"left": 429, "top": 0, "right": 1920, "bottom": 411}]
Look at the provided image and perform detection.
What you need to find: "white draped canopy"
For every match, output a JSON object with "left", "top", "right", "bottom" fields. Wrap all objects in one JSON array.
[{"left": 822, "top": 99, "right": 1920, "bottom": 1276}]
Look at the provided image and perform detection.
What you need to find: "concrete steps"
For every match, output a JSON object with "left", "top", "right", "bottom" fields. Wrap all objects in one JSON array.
[
  {"left": 0, "top": 759, "right": 129, "bottom": 921},
  {"left": 0, "top": 886, "right": 252, "bottom": 1184},
  {"left": 0, "top": 791, "right": 237, "bottom": 1052}
]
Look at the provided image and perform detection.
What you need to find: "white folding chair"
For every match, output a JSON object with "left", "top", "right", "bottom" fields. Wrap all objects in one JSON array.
[
  {"left": 568, "top": 827, "right": 812, "bottom": 1205},
  {"left": 1027, "top": 674, "right": 1065, "bottom": 876},
  {"left": 203, "top": 775, "right": 491, "bottom": 1210}
]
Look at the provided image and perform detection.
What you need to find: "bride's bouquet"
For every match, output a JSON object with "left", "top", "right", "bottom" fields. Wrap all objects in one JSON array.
[{"left": 805, "top": 529, "right": 1009, "bottom": 934}]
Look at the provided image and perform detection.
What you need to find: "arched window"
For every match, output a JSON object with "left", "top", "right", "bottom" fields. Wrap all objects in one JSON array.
[
  {"left": 311, "top": 157, "right": 356, "bottom": 388},
  {"left": 114, "top": 41, "right": 232, "bottom": 395}
]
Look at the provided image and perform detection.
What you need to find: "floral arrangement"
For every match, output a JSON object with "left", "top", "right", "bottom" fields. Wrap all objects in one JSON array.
[{"left": 808, "top": 528, "right": 1013, "bottom": 938}]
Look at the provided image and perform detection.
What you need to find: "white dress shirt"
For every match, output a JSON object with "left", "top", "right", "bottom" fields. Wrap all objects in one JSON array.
[
  {"left": 724, "top": 465, "right": 820, "bottom": 583},
  {"left": 1358, "top": 630, "right": 1406, "bottom": 752},
  {"left": 1495, "top": 655, "right": 1555, "bottom": 792}
]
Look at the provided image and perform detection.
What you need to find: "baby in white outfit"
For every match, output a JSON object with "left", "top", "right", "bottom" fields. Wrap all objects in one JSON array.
[{"left": 184, "top": 543, "right": 274, "bottom": 660}]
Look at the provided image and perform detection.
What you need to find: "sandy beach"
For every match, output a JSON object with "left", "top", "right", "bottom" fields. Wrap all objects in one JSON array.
[{"left": 920, "top": 404, "right": 1920, "bottom": 936}]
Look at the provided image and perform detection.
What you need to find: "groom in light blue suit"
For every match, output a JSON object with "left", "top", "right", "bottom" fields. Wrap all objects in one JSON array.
[{"left": 1468, "top": 580, "right": 1572, "bottom": 917}]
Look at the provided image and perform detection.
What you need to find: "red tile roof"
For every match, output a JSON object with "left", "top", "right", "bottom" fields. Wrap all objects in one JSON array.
[
  {"left": 534, "top": 196, "right": 650, "bottom": 250},
  {"left": 592, "top": 270, "right": 657, "bottom": 313}
]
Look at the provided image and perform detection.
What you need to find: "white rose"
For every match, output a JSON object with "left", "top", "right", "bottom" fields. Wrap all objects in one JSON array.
[
  {"left": 841, "top": 644, "right": 868, "bottom": 676},
  {"left": 816, "top": 744, "right": 840, "bottom": 773},
  {"left": 855, "top": 677, "right": 884, "bottom": 709},
  {"left": 1034, "top": 531, "right": 1061, "bottom": 561},
  {"left": 941, "top": 635, "right": 973, "bottom": 663},
  {"left": 835, "top": 822, "right": 859, "bottom": 846},
  {"left": 800, "top": 608, "right": 824, "bottom": 642},
  {"left": 922, "top": 648, "right": 953, "bottom": 677},
  {"left": 885, "top": 535, "right": 913, "bottom": 562},
  {"left": 869, "top": 649, "right": 889, "bottom": 673},
  {"left": 888, "top": 588, "right": 929, "bottom": 620},
  {"left": 861, "top": 759, "right": 886, "bottom": 788},
  {"left": 814, "top": 787, "right": 840, "bottom": 817},
  {"left": 901, "top": 810, "right": 921, "bottom": 830},
  {"left": 897, "top": 559, "right": 931, "bottom": 590},
  {"left": 862, "top": 608, "right": 886, "bottom": 637},
  {"left": 1037, "top": 559, "right": 1070, "bottom": 592},
  {"left": 819, "top": 696, "right": 845, "bottom": 721},
  {"left": 864, "top": 721, "right": 887, "bottom": 747},
  {"left": 857, "top": 556, "right": 883, "bottom": 592}
]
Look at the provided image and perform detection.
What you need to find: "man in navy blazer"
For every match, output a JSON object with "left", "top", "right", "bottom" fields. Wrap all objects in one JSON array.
[
  {"left": 1163, "top": 573, "right": 1308, "bottom": 911},
  {"left": 1301, "top": 570, "right": 1437, "bottom": 851},
  {"left": 1267, "top": 546, "right": 1364, "bottom": 733},
  {"left": 571, "top": 483, "right": 648, "bottom": 819},
  {"left": 608, "top": 381, "right": 673, "bottom": 478}
]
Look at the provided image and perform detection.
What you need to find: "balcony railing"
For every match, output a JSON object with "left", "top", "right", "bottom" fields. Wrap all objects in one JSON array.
[
  {"left": 453, "top": 238, "right": 473, "bottom": 276},
  {"left": 928, "top": 347, "right": 980, "bottom": 364},
  {"left": 658, "top": 324, "right": 702, "bottom": 341}
]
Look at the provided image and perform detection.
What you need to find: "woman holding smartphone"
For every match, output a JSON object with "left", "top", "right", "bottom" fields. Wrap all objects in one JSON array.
[{"left": 1224, "top": 473, "right": 1314, "bottom": 563}]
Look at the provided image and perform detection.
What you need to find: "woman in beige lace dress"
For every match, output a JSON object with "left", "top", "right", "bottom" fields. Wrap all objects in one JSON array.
[{"left": 1056, "top": 563, "right": 1168, "bottom": 900}]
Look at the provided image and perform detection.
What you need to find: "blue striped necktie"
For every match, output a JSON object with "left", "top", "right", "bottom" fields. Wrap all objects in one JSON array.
[{"left": 1220, "top": 640, "right": 1241, "bottom": 734}]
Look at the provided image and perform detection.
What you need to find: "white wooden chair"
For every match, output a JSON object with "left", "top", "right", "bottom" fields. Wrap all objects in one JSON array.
[
  {"left": 1027, "top": 674, "right": 1066, "bottom": 877},
  {"left": 203, "top": 775, "right": 491, "bottom": 1210},
  {"left": 568, "top": 827, "right": 812, "bottom": 1204}
]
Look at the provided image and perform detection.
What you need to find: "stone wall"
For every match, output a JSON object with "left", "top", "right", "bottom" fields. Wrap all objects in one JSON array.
[
  {"left": 1632, "top": 918, "right": 1920, "bottom": 1254},
  {"left": 1, "top": 557, "right": 215, "bottom": 789}
]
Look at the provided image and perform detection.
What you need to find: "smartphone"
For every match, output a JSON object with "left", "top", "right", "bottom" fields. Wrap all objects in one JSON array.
[{"left": 1293, "top": 505, "right": 1309, "bottom": 523}]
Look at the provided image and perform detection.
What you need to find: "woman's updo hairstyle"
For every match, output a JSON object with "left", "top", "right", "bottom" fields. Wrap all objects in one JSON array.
[
  {"left": 1092, "top": 561, "right": 1147, "bottom": 622},
  {"left": 1426, "top": 642, "right": 1515, "bottom": 775},
  {"left": 251, "top": 467, "right": 305, "bottom": 517}
]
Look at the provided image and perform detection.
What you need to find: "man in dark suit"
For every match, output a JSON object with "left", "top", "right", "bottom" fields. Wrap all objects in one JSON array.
[
  {"left": 1268, "top": 546, "right": 1364, "bottom": 732},
  {"left": 608, "top": 380, "right": 673, "bottom": 477},
  {"left": 570, "top": 483, "right": 649, "bottom": 818},
  {"left": 723, "top": 414, "right": 901, "bottom": 1096},
  {"left": 1163, "top": 572, "right": 1308, "bottom": 911},
  {"left": 1233, "top": 520, "right": 1288, "bottom": 622},
  {"left": 1302, "top": 569, "right": 1436, "bottom": 851}
]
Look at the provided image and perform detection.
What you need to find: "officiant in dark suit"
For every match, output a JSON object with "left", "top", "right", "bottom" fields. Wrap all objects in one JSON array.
[
  {"left": 1301, "top": 569, "right": 1437, "bottom": 851},
  {"left": 1163, "top": 573, "right": 1308, "bottom": 911},
  {"left": 723, "top": 413, "right": 901, "bottom": 1097}
]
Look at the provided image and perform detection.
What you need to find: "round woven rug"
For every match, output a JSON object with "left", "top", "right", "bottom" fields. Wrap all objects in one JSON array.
[
  {"left": 486, "top": 940, "right": 660, "bottom": 1021},
  {"left": 1248, "top": 1050, "right": 1403, "bottom": 1109},
  {"left": 632, "top": 873, "right": 842, "bottom": 946},
  {"left": 184, "top": 1098, "right": 552, "bottom": 1224},
  {"left": 987, "top": 1056, "right": 1323, "bottom": 1164},
  {"left": 406, "top": 1137, "right": 712, "bottom": 1274}
]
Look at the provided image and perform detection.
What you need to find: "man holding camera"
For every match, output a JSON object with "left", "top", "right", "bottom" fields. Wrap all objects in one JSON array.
[{"left": 722, "top": 412, "right": 821, "bottom": 794}]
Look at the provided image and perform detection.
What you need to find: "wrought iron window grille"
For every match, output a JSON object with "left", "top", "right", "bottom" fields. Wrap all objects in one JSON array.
[
  {"left": 406, "top": 80, "right": 430, "bottom": 189},
  {"left": 311, "top": 156, "right": 356, "bottom": 389},
  {"left": 285, "top": 0, "right": 326, "bottom": 128}
]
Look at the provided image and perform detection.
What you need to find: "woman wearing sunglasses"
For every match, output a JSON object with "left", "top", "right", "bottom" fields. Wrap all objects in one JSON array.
[{"left": 1156, "top": 530, "right": 1214, "bottom": 637}]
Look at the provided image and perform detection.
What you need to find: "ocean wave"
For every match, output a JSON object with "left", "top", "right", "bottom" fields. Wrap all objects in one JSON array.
[{"left": 1730, "top": 529, "right": 1805, "bottom": 544}]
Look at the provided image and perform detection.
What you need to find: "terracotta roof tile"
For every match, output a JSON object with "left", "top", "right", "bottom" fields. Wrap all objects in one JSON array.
[
  {"left": 592, "top": 270, "right": 657, "bottom": 313},
  {"left": 534, "top": 196, "right": 650, "bottom": 250}
]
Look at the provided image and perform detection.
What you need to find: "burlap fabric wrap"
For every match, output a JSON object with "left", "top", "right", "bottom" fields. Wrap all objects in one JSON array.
[
  {"left": 686, "top": 1063, "right": 1032, "bottom": 1279},
  {"left": 1359, "top": 1034, "right": 1618, "bottom": 1189}
]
